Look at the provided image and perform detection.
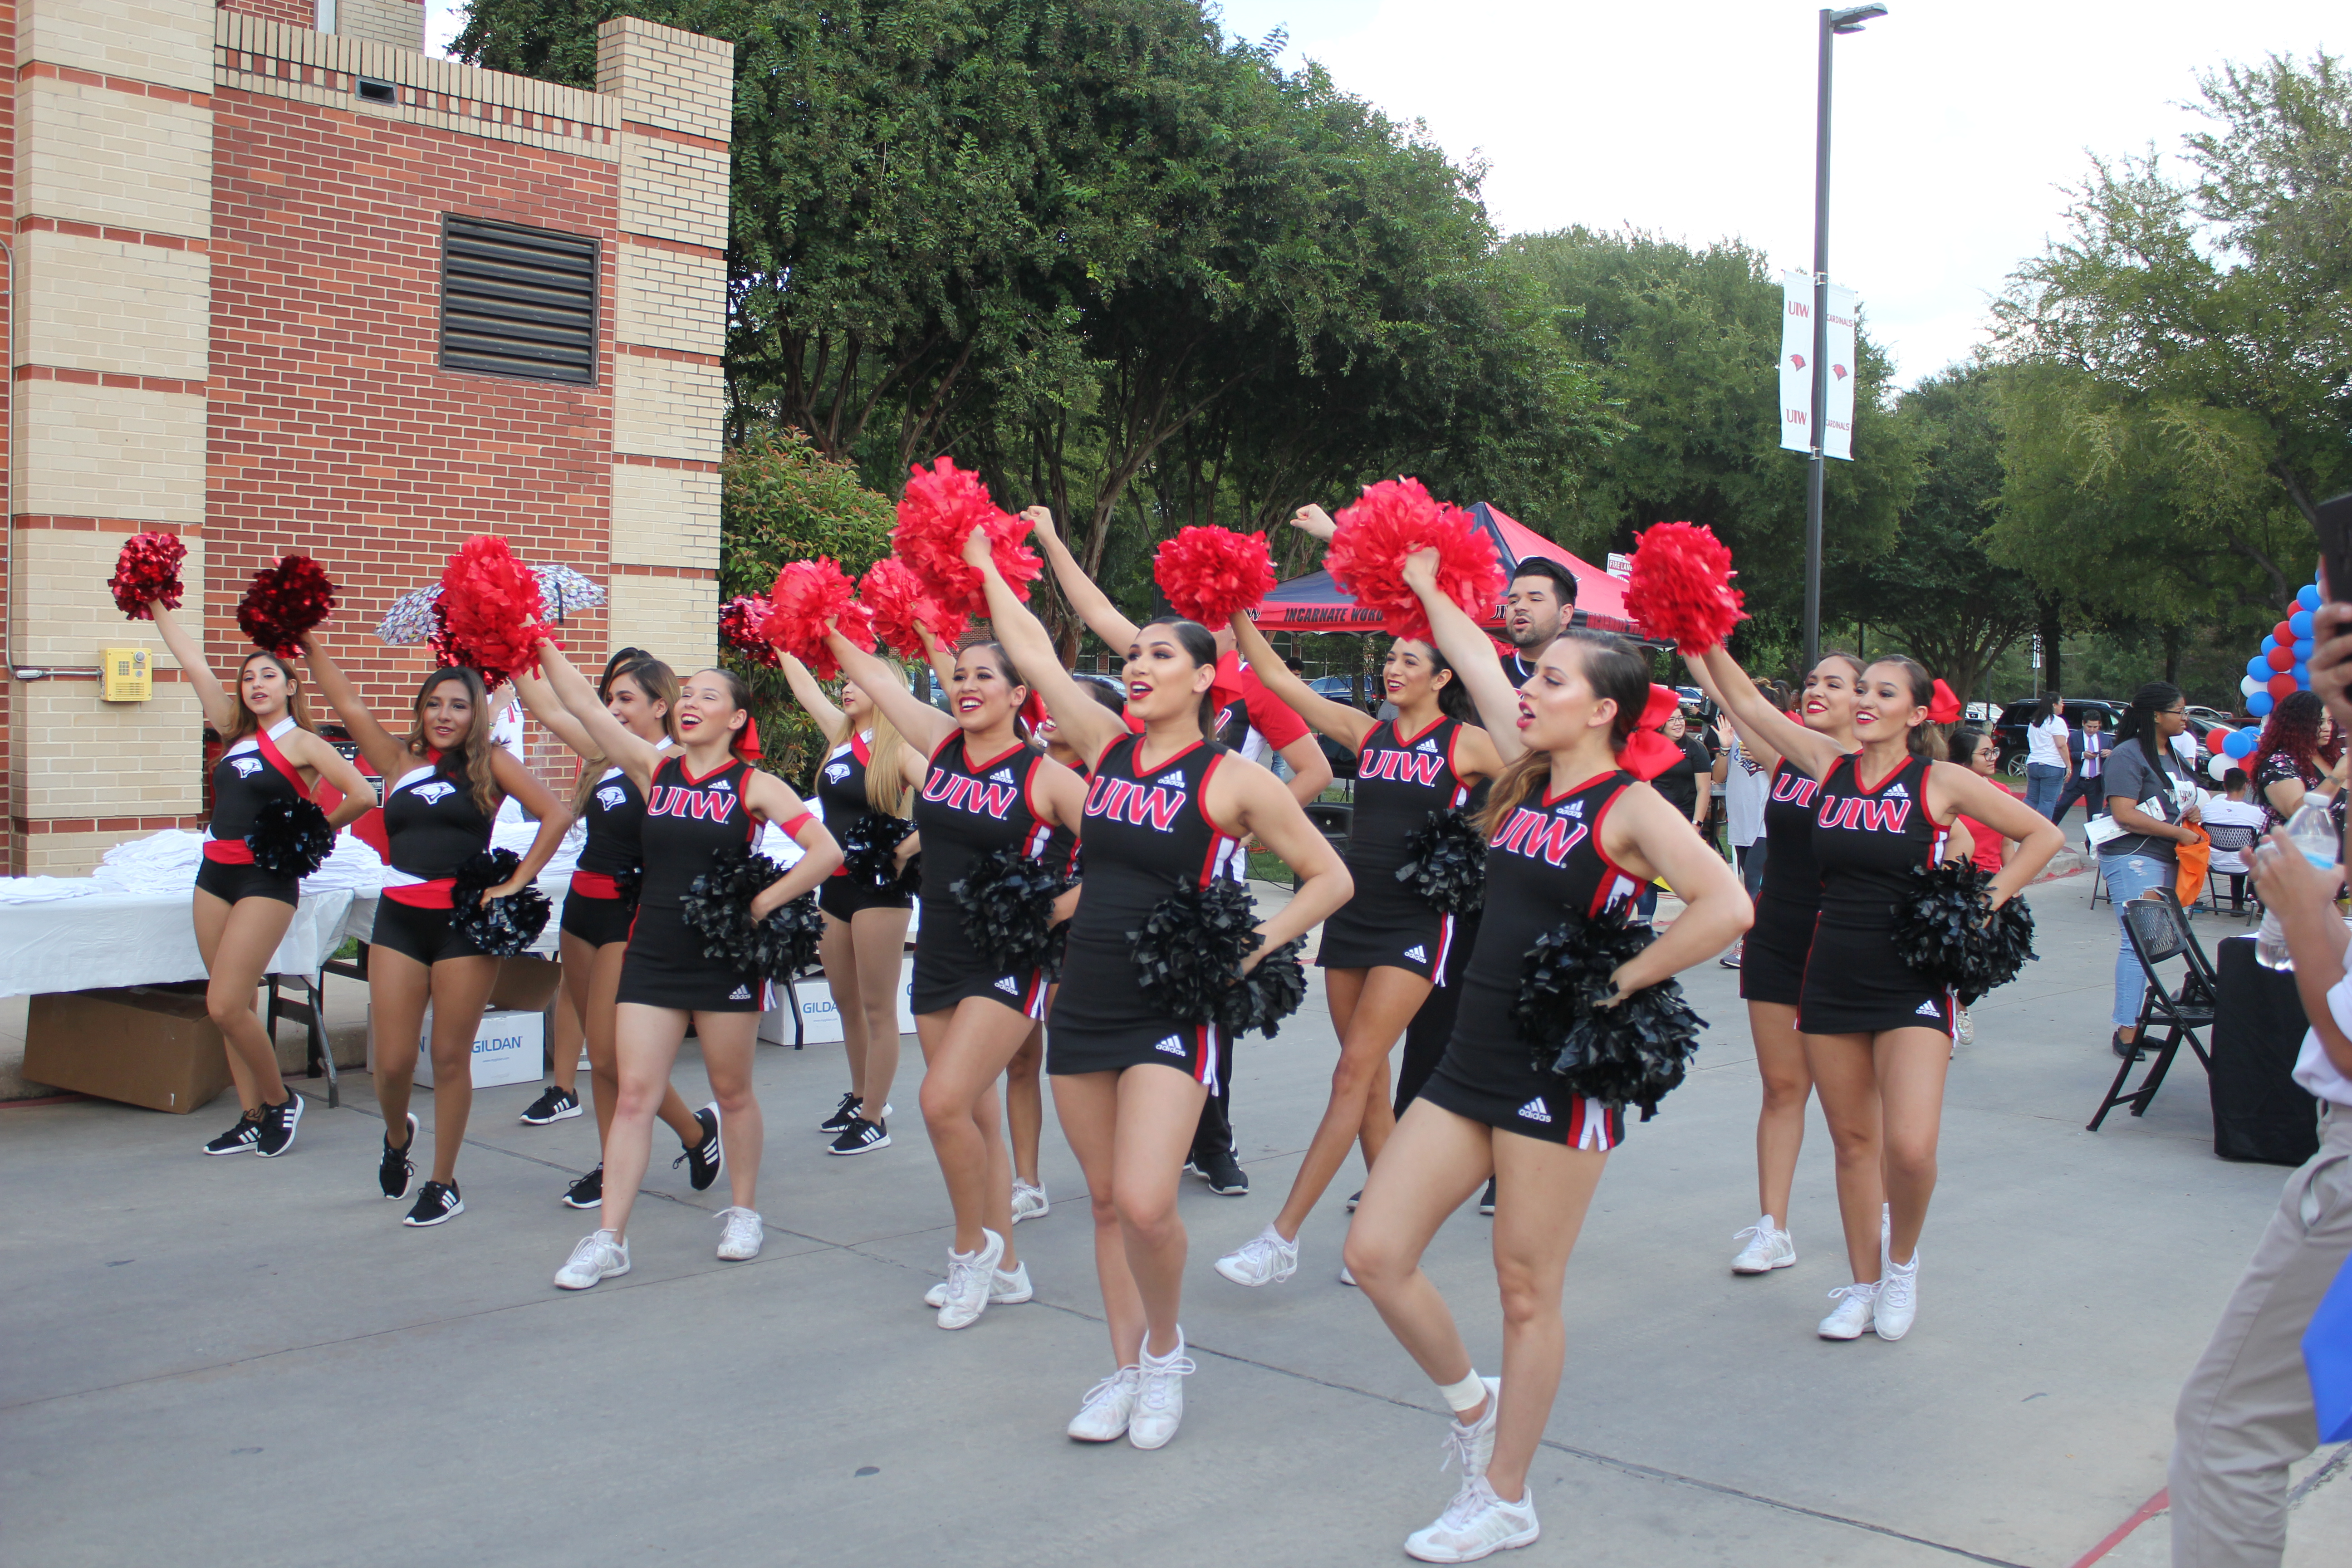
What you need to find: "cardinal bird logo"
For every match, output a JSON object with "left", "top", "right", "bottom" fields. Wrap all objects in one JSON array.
[
  {"left": 1832, "top": 363, "right": 1849, "bottom": 381},
  {"left": 1788, "top": 353, "right": 1807, "bottom": 372}
]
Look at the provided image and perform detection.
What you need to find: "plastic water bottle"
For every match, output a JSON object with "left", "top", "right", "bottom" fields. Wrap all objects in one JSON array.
[{"left": 2255, "top": 797, "right": 2341, "bottom": 969}]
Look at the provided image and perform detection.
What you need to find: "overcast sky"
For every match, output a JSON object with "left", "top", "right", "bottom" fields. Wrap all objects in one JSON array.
[{"left": 426, "top": 0, "right": 2340, "bottom": 384}]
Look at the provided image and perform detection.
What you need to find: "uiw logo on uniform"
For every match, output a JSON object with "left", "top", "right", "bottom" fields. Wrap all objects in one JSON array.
[
  {"left": 1817, "top": 795, "right": 1910, "bottom": 833},
  {"left": 410, "top": 781, "right": 456, "bottom": 805},
  {"left": 1359, "top": 749, "right": 1447, "bottom": 787},
  {"left": 923, "top": 771, "right": 1020, "bottom": 821},
  {"left": 647, "top": 785, "right": 737, "bottom": 823},
  {"left": 596, "top": 786, "right": 628, "bottom": 811},
  {"left": 1492, "top": 807, "right": 1588, "bottom": 867},
  {"left": 1086, "top": 774, "right": 1187, "bottom": 832}
]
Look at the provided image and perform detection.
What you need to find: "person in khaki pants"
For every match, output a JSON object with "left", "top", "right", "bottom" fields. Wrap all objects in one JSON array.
[{"left": 2172, "top": 595, "right": 2352, "bottom": 1565}]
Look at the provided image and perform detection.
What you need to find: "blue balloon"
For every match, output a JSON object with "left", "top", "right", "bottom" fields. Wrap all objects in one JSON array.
[
  {"left": 2301, "top": 584, "right": 2323, "bottom": 611},
  {"left": 2298, "top": 639, "right": 2316, "bottom": 659},
  {"left": 2249, "top": 691, "right": 2276, "bottom": 716},
  {"left": 2226, "top": 729, "right": 2259, "bottom": 758},
  {"left": 2293, "top": 610, "right": 2315, "bottom": 637},
  {"left": 2250, "top": 654, "right": 2275, "bottom": 680}
]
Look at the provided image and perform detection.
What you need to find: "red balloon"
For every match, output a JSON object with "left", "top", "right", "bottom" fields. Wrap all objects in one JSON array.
[
  {"left": 2207, "top": 725, "right": 2233, "bottom": 753},
  {"left": 2269, "top": 672, "right": 2299, "bottom": 699},
  {"left": 2276, "top": 621, "right": 2296, "bottom": 643},
  {"left": 2268, "top": 644, "right": 2296, "bottom": 670}
]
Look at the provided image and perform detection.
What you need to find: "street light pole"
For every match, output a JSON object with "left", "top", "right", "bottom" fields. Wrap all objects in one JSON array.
[{"left": 1803, "top": 5, "right": 1885, "bottom": 677}]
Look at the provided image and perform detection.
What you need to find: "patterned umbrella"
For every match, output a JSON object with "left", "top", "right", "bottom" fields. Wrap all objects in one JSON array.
[{"left": 376, "top": 564, "right": 606, "bottom": 645}]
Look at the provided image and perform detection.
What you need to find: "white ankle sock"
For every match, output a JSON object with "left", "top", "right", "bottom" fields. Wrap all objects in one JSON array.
[{"left": 1438, "top": 1369, "right": 1487, "bottom": 1414}]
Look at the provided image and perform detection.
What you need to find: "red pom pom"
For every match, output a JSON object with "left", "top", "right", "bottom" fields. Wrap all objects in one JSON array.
[
  {"left": 1154, "top": 527, "right": 1276, "bottom": 627},
  {"left": 434, "top": 536, "right": 557, "bottom": 685},
  {"left": 1622, "top": 521, "right": 1747, "bottom": 653},
  {"left": 891, "top": 458, "right": 1043, "bottom": 619},
  {"left": 108, "top": 531, "right": 187, "bottom": 620},
  {"left": 861, "top": 557, "right": 968, "bottom": 660},
  {"left": 765, "top": 559, "right": 875, "bottom": 680},
  {"left": 236, "top": 555, "right": 338, "bottom": 659},
  {"left": 719, "top": 595, "right": 779, "bottom": 668},
  {"left": 1324, "top": 479, "right": 1505, "bottom": 642}
]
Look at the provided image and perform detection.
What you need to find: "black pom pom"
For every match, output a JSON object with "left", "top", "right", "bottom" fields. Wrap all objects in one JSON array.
[
  {"left": 610, "top": 865, "right": 642, "bottom": 908},
  {"left": 746, "top": 892, "right": 824, "bottom": 981},
  {"left": 840, "top": 813, "right": 919, "bottom": 894},
  {"left": 1394, "top": 808, "right": 1486, "bottom": 915},
  {"left": 1224, "top": 936, "right": 1308, "bottom": 1039},
  {"left": 1511, "top": 905, "right": 1707, "bottom": 1120},
  {"left": 451, "top": 848, "right": 553, "bottom": 957},
  {"left": 1127, "top": 878, "right": 1304, "bottom": 1039},
  {"left": 245, "top": 795, "right": 335, "bottom": 879},
  {"left": 680, "top": 845, "right": 786, "bottom": 970},
  {"left": 952, "top": 846, "right": 1068, "bottom": 972},
  {"left": 1890, "top": 861, "right": 2037, "bottom": 1006}
]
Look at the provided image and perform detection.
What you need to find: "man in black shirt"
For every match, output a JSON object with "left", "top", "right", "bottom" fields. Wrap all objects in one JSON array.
[{"left": 1498, "top": 558, "right": 1579, "bottom": 682}]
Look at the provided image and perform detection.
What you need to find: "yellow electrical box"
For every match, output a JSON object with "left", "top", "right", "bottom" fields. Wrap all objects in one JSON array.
[{"left": 101, "top": 647, "right": 153, "bottom": 702}]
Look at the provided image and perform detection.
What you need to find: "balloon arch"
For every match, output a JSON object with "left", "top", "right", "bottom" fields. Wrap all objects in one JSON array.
[{"left": 2205, "top": 578, "right": 2328, "bottom": 769}]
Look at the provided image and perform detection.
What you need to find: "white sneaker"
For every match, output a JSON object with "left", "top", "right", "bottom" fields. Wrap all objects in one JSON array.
[
  {"left": 1876, "top": 1250, "right": 1919, "bottom": 1341},
  {"left": 1128, "top": 1331, "right": 1195, "bottom": 1450},
  {"left": 1067, "top": 1366, "right": 1140, "bottom": 1442},
  {"left": 1339, "top": 1262, "right": 1358, "bottom": 1286},
  {"left": 1882, "top": 1202, "right": 1891, "bottom": 1247},
  {"left": 1818, "top": 1281, "right": 1878, "bottom": 1340},
  {"left": 1011, "top": 1181, "right": 1049, "bottom": 1223},
  {"left": 1405, "top": 1476, "right": 1540, "bottom": 1563},
  {"left": 714, "top": 1206, "right": 764, "bottom": 1261},
  {"left": 554, "top": 1229, "right": 631, "bottom": 1290},
  {"left": 925, "top": 1261, "right": 1033, "bottom": 1308},
  {"left": 1954, "top": 1007, "right": 1974, "bottom": 1045},
  {"left": 1730, "top": 1216, "right": 1796, "bottom": 1274},
  {"left": 936, "top": 1229, "right": 1006, "bottom": 1330},
  {"left": 1437, "top": 1377, "right": 1502, "bottom": 1482},
  {"left": 1215, "top": 1224, "right": 1299, "bottom": 1287}
]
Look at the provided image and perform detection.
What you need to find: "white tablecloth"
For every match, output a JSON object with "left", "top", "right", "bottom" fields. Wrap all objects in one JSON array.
[{"left": 0, "top": 888, "right": 361, "bottom": 1000}]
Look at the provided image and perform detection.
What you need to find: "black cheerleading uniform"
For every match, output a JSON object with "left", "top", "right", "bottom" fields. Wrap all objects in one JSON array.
[
  {"left": 1318, "top": 714, "right": 1474, "bottom": 981},
  {"left": 1796, "top": 752, "right": 1955, "bottom": 1037},
  {"left": 618, "top": 755, "right": 796, "bottom": 1013},
  {"left": 559, "top": 743, "right": 668, "bottom": 949},
  {"left": 908, "top": 733, "right": 1057, "bottom": 1019},
  {"left": 816, "top": 732, "right": 916, "bottom": 921},
  {"left": 371, "top": 755, "right": 498, "bottom": 965},
  {"left": 199, "top": 717, "right": 307, "bottom": 907},
  {"left": 1047, "top": 734, "right": 1245, "bottom": 1083},
  {"left": 1419, "top": 769, "right": 1642, "bottom": 1151},
  {"left": 1739, "top": 761, "right": 1833, "bottom": 1008}
]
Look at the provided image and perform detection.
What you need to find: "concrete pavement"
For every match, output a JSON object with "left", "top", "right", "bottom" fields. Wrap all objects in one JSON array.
[{"left": 2, "top": 875, "right": 2345, "bottom": 1566}]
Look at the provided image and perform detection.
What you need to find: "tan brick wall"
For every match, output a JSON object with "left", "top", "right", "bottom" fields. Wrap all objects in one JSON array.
[
  {"left": 595, "top": 16, "right": 732, "bottom": 143},
  {"left": 332, "top": 0, "right": 418, "bottom": 54},
  {"left": 8, "top": 527, "right": 204, "bottom": 667},
  {"left": 19, "top": 75, "right": 212, "bottom": 237},
  {"left": 607, "top": 572, "right": 717, "bottom": 672},
  {"left": 22, "top": 0, "right": 218, "bottom": 97},
  {"left": 610, "top": 461, "right": 720, "bottom": 570},
  {"left": 616, "top": 241, "right": 723, "bottom": 357},
  {"left": 17, "top": 382, "right": 206, "bottom": 523},
  {"left": 616, "top": 135, "right": 729, "bottom": 251},
  {"left": 613, "top": 354, "right": 723, "bottom": 464},
  {"left": 20, "top": 225, "right": 208, "bottom": 378},
  {"left": 15, "top": 678, "right": 205, "bottom": 822}
]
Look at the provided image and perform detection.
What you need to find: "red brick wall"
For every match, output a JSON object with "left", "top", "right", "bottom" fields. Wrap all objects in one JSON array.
[
  {"left": 219, "top": 0, "right": 318, "bottom": 33},
  {"left": 208, "top": 90, "right": 618, "bottom": 784},
  {"left": 0, "top": 0, "right": 17, "bottom": 871}
]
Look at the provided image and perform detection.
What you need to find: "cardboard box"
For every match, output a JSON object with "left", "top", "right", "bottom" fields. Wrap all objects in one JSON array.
[
  {"left": 368, "top": 1006, "right": 547, "bottom": 1089},
  {"left": 488, "top": 956, "right": 563, "bottom": 1013},
  {"left": 759, "top": 959, "right": 916, "bottom": 1046},
  {"left": 24, "top": 984, "right": 232, "bottom": 1114}
]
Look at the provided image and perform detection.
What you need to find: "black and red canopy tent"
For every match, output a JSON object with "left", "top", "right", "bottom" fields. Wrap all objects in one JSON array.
[{"left": 1249, "top": 502, "right": 1643, "bottom": 639}]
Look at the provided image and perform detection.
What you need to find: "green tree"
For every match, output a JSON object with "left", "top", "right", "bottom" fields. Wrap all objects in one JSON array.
[{"left": 718, "top": 427, "right": 896, "bottom": 599}]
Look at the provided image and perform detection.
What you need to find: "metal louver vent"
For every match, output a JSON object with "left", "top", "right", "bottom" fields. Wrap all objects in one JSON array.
[{"left": 439, "top": 215, "right": 598, "bottom": 384}]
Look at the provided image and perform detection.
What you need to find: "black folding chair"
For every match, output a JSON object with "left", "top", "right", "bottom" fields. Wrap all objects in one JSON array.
[
  {"left": 2088, "top": 895, "right": 2215, "bottom": 1131},
  {"left": 2203, "top": 821, "right": 2259, "bottom": 917}
]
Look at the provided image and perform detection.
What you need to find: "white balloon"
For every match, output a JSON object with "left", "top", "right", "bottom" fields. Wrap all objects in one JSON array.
[{"left": 2241, "top": 674, "right": 2262, "bottom": 696}]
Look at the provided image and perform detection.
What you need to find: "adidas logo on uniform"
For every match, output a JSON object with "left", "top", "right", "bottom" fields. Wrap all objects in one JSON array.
[
  {"left": 1563, "top": 800, "right": 1584, "bottom": 817},
  {"left": 991, "top": 769, "right": 1015, "bottom": 783},
  {"left": 1404, "top": 944, "right": 1427, "bottom": 962},
  {"left": 710, "top": 779, "right": 735, "bottom": 793},
  {"left": 1517, "top": 1098, "right": 1553, "bottom": 1124},
  {"left": 729, "top": 985, "right": 751, "bottom": 1000},
  {"left": 1154, "top": 1035, "right": 1187, "bottom": 1057},
  {"left": 1159, "top": 773, "right": 1184, "bottom": 785},
  {"left": 1418, "top": 739, "right": 1439, "bottom": 752},
  {"left": 995, "top": 976, "right": 1020, "bottom": 995},
  {"left": 1885, "top": 782, "right": 1910, "bottom": 798},
  {"left": 1914, "top": 998, "right": 1941, "bottom": 1018}
]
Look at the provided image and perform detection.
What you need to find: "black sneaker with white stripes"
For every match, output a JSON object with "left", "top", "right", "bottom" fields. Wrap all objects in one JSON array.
[
  {"left": 379, "top": 1113, "right": 418, "bottom": 1200},
  {"left": 827, "top": 1115, "right": 889, "bottom": 1156},
  {"left": 818, "top": 1091, "right": 862, "bottom": 1134},
  {"left": 563, "top": 1165, "right": 604, "bottom": 1210},
  {"left": 203, "top": 1108, "right": 264, "bottom": 1156},
  {"left": 254, "top": 1092, "right": 304, "bottom": 1157},
  {"left": 1196, "top": 1146, "right": 1249, "bottom": 1196},
  {"left": 674, "top": 1104, "right": 723, "bottom": 1191},
  {"left": 402, "top": 1180, "right": 463, "bottom": 1227},
  {"left": 519, "top": 1084, "right": 582, "bottom": 1125},
  {"left": 1478, "top": 1177, "right": 1496, "bottom": 1216}
]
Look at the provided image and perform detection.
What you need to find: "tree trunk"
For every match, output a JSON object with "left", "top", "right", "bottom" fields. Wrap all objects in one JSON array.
[{"left": 2038, "top": 597, "right": 2065, "bottom": 696}]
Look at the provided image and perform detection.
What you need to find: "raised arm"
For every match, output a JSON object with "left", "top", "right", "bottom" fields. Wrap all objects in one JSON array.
[
  {"left": 776, "top": 651, "right": 846, "bottom": 737},
  {"left": 1695, "top": 647, "right": 1844, "bottom": 780},
  {"left": 970, "top": 524, "right": 1127, "bottom": 765},
  {"left": 1026, "top": 505, "right": 1140, "bottom": 649},
  {"left": 1288, "top": 503, "right": 1337, "bottom": 544},
  {"left": 536, "top": 641, "right": 662, "bottom": 793},
  {"left": 915, "top": 625, "right": 958, "bottom": 693},
  {"left": 507, "top": 666, "right": 598, "bottom": 761},
  {"left": 1400, "top": 549, "right": 1526, "bottom": 762},
  {"left": 298, "top": 628, "right": 409, "bottom": 781},
  {"left": 1229, "top": 610, "right": 1376, "bottom": 751},
  {"left": 1685, "top": 648, "right": 1781, "bottom": 772},
  {"left": 822, "top": 632, "right": 957, "bottom": 756},
  {"left": 148, "top": 602, "right": 234, "bottom": 733}
]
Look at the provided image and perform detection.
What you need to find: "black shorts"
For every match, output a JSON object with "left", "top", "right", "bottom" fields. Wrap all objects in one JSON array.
[
  {"left": 370, "top": 898, "right": 490, "bottom": 966},
  {"left": 559, "top": 889, "right": 634, "bottom": 948},
  {"left": 194, "top": 857, "right": 299, "bottom": 909},
  {"left": 1315, "top": 878, "right": 1458, "bottom": 981},
  {"left": 1046, "top": 1011, "right": 1225, "bottom": 1086},
  {"left": 1418, "top": 1026, "right": 1626, "bottom": 1151},
  {"left": 1738, "top": 897, "right": 1817, "bottom": 1009},
  {"left": 1796, "top": 920, "right": 1954, "bottom": 1037},
  {"left": 818, "top": 876, "right": 913, "bottom": 921},
  {"left": 616, "top": 902, "right": 770, "bottom": 1013}
]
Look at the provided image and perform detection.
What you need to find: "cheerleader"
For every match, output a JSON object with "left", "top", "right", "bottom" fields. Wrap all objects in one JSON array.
[
  {"left": 778, "top": 651, "right": 927, "bottom": 1155},
  {"left": 1341, "top": 552, "right": 1748, "bottom": 1563},
  {"left": 150, "top": 603, "right": 377, "bottom": 1159},
  {"left": 818, "top": 622, "right": 1085, "bottom": 1328},
  {"left": 975, "top": 515, "right": 1352, "bottom": 1446},
  {"left": 302, "top": 632, "right": 572, "bottom": 1226},
  {"left": 1683, "top": 652, "right": 1859, "bottom": 1275},
  {"left": 1702, "top": 646, "right": 2060, "bottom": 1341},
  {"left": 1213, "top": 596, "right": 1502, "bottom": 1290},
  {"left": 507, "top": 656, "right": 720, "bottom": 1208}
]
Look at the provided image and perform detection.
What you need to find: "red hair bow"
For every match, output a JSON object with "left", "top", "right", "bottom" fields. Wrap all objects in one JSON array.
[
  {"left": 1618, "top": 684, "right": 1685, "bottom": 782},
  {"left": 735, "top": 715, "right": 763, "bottom": 762},
  {"left": 1928, "top": 680, "right": 1962, "bottom": 725}
]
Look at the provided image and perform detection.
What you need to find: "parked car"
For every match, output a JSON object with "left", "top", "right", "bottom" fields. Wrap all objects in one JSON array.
[
  {"left": 1992, "top": 698, "right": 2127, "bottom": 778},
  {"left": 2186, "top": 705, "right": 2232, "bottom": 725}
]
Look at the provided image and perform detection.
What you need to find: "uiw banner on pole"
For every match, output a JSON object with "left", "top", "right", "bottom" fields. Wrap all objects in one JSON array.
[
  {"left": 1778, "top": 270, "right": 1811, "bottom": 454},
  {"left": 1822, "top": 283, "right": 1859, "bottom": 461}
]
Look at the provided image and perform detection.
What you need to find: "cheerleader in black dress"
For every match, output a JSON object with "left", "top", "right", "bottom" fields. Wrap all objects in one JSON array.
[
  {"left": 303, "top": 632, "right": 573, "bottom": 1227},
  {"left": 1212, "top": 600, "right": 1503, "bottom": 1292},
  {"left": 1343, "top": 553, "right": 1749, "bottom": 1562},
  {"left": 509, "top": 657, "right": 719, "bottom": 1210},
  {"left": 818, "top": 622, "right": 1087, "bottom": 1328},
  {"left": 779, "top": 650, "right": 929, "bottom": 1154},
  {"left": 1701, "top": 647, "right": 2060, "bottom": 1343},
  {"left": 975, "top": 514, "right": 1352, "bottom": 1448},
  {"left": 535, "top": 647, "right": 839, "bottom": 1288},
  {"left": 1685, "top": 653, "right": 1859, "bottom": 1276},
  {"left": 150, "top": 603, "right": 377, "bottom": 1161}
]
